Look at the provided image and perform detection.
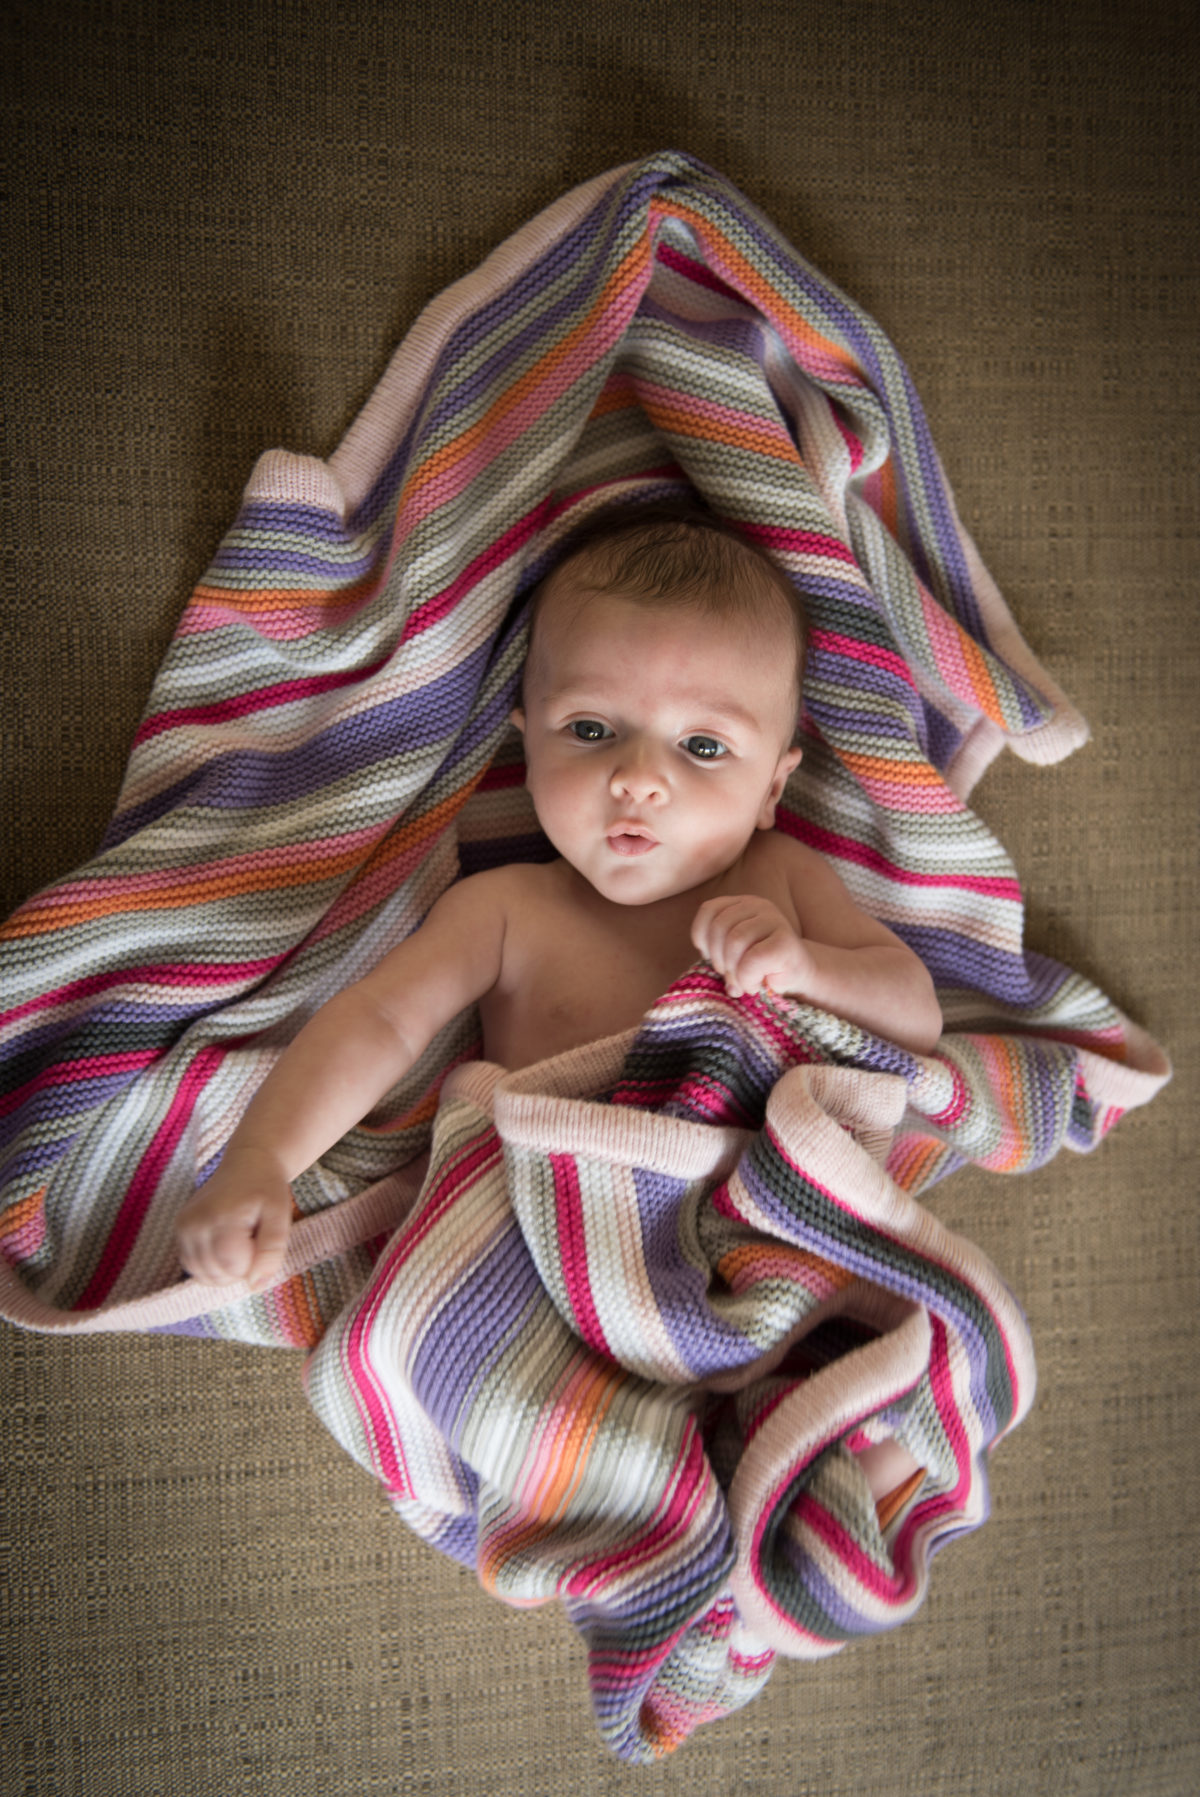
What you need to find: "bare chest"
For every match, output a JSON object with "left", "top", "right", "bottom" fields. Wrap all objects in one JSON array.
[{"left": 479, "top": 893, "right": 698, "bottom": 1070}]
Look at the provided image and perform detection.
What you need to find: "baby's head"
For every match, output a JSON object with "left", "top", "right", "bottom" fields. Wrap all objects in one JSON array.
[
  {"left": 524, "top": 501, "right": 808, "bottom": 726},
  {"left": 513, "top": 502, "right": 809, "bottom": 905}
]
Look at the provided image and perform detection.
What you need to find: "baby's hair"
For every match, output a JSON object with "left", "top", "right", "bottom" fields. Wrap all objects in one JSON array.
[{"left": 530, "top": 498, "right": 809, "bottom": 700}]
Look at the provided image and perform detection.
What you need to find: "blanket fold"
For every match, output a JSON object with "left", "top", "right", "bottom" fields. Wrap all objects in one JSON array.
[
  {"left": 305, "top": 968, "right": 1038, "bottom": 1759},
  {"left": 0, "top": 150, "right": 1170, "bottom": 1756}
]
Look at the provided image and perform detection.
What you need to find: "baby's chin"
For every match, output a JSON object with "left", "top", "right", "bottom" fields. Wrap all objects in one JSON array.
[{"left": 569, "top": 850, "right": 740, "bottom": 909}]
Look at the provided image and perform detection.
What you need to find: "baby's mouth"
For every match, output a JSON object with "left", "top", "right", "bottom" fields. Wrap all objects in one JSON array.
[{"left": 606, "top": 823, "right": 659, "bottom": 857}]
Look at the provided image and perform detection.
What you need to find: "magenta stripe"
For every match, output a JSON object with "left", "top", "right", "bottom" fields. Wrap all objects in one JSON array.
[
  {"left": 785, "top": 815, "right": 1022, "bottom": 900},
  {"left": 75, "top": 1045, "right": 225, "bottom": 1310},
  {"left": 133, "top": 655, "right": 391, "bottom": 744},
  {"left": 551, "top": 1152, "right": 612, "bottom": 1359},
  {"left": 400, "top": 504, "right": 548, "bottom": 642},
  {"left": 0, "top": 1050, "right": 158, "bottom": 1121},
  {"left": 1, "top": 956, "right": 281, "bottom": 1030},
  {"left": 656, "top": 239, "right": 743, "bottom": 302},
  {"left": 561, "top": 1421, "right": 711, "bottom": 1592},
  {"left": 809, "top": 625, "right": 916, "bottom": 684},
  {"left": 743, "top": 521, "right": 858, "bottom": 565}
]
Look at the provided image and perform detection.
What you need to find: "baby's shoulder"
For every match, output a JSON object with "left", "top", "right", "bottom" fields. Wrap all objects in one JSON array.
[
  {"left": 747, "top": 827, "right": 830, "bottom": 886},
  {"left": 449, "top": 858, "right": 564, "bottom": 922},
  {"left": 748, "top": 828, "right": 854, "bottom": 923}
]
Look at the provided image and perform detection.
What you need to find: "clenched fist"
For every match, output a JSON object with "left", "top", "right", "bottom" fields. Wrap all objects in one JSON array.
[{"left": 691, "top": 893, "right": 809, "bottom": 1000}]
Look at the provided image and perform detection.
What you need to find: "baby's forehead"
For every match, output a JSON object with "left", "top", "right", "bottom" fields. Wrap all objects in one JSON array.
[{"left": 527, "top": 581, "right": 800, "bottom": 712}]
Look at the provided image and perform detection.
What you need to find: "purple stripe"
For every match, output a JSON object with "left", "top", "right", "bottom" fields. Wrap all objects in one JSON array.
[
  {"left": 105, "top": 641, "right": 493, "bottom": 844},
  {"left": 354, "top": 180, "right": 647, "bottom": 530},
  {"left": 804, "top": 698, "right": 924, "bottom": 742},
  {"left": 225, "top": 501, "right": 354, "bottom": 540},
  {"left": 210, "top": 545, "right": 377, "bottom": 580},
  {"left": 408, "top": 1217, "right": 545, "bottom": 1446},
  {"left": 631, "top": 1166, "right": 762, "bottom": 1379}
]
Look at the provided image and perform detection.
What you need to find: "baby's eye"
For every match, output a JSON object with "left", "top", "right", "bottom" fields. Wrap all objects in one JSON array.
[
  {"left": 682, "top": 735, "right": 727, "bottom": 760},
  {"left": 567, "top": 719, "right": 612, "bottom": 742}
]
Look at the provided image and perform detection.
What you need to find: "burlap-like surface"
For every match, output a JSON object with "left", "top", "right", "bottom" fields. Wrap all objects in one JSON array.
[{"left": 3, "top": 3, "right": 1196, "bottom": 1791}]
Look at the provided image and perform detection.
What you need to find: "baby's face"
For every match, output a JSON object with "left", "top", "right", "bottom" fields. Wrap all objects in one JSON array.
[{"left": 513, "top": 583, "right": 802, "bottom": 907}]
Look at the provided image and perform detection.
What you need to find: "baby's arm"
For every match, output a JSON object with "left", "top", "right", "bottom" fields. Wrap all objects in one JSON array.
[
  {"left": 175, "top": 873, "right": 509, "bottom": 1291},
  {"left": 692, "top": 840, "right": 941, "bottom": 1055}
]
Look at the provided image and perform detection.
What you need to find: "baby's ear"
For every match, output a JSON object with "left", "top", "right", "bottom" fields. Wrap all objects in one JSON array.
[
  {"left": 757, "top": 745, "right": 802, "bottom": 829},
  {"left": 509, "top": 705, "right": 526, "bottom": 734}
]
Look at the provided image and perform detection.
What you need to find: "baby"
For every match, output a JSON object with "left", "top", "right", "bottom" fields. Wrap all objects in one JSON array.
[
  {"left": 180, "top": 506, "right": 934, "bottom": 1473},
  {"left": 177, "top": 500, "right": 938, "bottom": 1508},
  {"left": 178, "top": 501, "right": 940, "bottom": 1289}
]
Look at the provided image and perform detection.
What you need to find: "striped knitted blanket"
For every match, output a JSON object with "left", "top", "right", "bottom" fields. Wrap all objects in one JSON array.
[
  {"left": 0, "top": 153, "right": 1168, "bottom": 1754},
  {"left": 305, "top": 973, "right": 1039, "bottom": 1760}
]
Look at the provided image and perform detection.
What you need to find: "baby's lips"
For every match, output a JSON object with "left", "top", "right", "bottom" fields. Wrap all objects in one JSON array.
[{"left": 606, "top": 826, "right": 659, "bottom": 857}]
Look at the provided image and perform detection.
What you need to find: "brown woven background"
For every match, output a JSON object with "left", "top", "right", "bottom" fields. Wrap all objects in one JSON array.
[{"left": 3, "top": 2, "right": 1197, "bottom": 1792}]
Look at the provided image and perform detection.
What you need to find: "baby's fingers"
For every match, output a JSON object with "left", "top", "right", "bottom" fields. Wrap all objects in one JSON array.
[
  {"left": 722, "top": 932, "right": 792, "bottom": 998},
  {"left": 247, "top": 1204, "right": 291, "bottom": 1294},
  {"left": 691, "top": 895, "right": 763, "bottom": 967},
  {"left": 178, "top": 1211, "right": 256, "bottom": 1285}
]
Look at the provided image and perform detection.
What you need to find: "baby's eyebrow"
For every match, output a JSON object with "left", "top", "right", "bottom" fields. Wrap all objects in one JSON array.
[{"left": 546, "top": 686, "right": 763, "bottom": 731}]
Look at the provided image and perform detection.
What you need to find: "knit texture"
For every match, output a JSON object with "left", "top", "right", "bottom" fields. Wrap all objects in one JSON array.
[
  {"left": 306, "top": 968, "right": 1044, "bottom": 1759},
  {"left": 0, "top": 151, "right": 1170, "bottom": 1753}
]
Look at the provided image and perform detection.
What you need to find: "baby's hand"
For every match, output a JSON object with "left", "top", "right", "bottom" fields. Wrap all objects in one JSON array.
[
  {"left": 691, "top": 894, "right": 809, "bottom": 1000},
  {"left": 175, "top": 1146, "right": 294, "bottom": 1293}
]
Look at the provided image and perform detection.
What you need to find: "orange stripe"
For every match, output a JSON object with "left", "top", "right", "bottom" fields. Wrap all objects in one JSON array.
[
  {"left": 958, "top": 627, "right": 1006, "bottom": 725},
  {"left": 588, "top": 375, "right": 640, "bottom": 419},
  {"left": 530, "top": 1361, "right": 622, "bottom": 1522},
  {"left": 6, "top": 774, "right": 485, "bottom": 943},
  {"left": 889, "top": 1136, "right": 944, "bottom": 1193},
  {"left": 477, "top": 1362, "right": 623, "bottom": 1592},
  {"left": 399, "top": 238, "right": 654, "bottom": 514},
  {"left": 992, "top": 1039, "right": 1025, "bottom": 1171},
  {"left": 344, "top": 775, "right": 488, "bottom": 890},
  {"left": 836, "top": 749, "right": 943, "bottom": 786},
  {"left": 662, "top": 202, "right": 863, "bottom": 380},
  {"left": 875, "top": 1467, "right": 926, "bottom": 1530},
  {"left": 362, "top": 1087, "right": 441, "bottom": 1134},
  {"left": 0, "top": 1186, "right": 46, "bottom": 1240},
  {"left": 637, "top": 393, "right": 800, "bottom": 464},
  {"left": 5, "top": 843, "right": 372, "bottom": 938},
  {"left": 718, "top": 1242, "right": 853, "bottom": 1291},
  {"left": 877, "top": 456, "right": 899, "bottom": 537},
  {"left": 190, "top": 573, "right": 378, "bottom": 615}
]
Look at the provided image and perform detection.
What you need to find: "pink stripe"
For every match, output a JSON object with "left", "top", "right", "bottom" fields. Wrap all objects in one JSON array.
[
  {"left": 809, "top": 625, "right": 916, "bottom": 683},
  {"left": 634, "top": 377, "right": 798, "bottom": 457},
  {"left": 0, "top": 1050, "right": 158, "bottom": 1122},
  {"left": 781, "top": 814, "right": 1021, "bottom": 900},
  {"left": 1, "top": 956, "right": 281, "bottom": 1030},
  {"left": 175, "top": 599, "right": 339, "bottom": 643},
  {"left": 133, "top": 655, "right": 391, "bottom": 744},
  {"left": 75, "top": 1046, "right": 225, "bottom": 1310},
  {"left": 551, "top": 1153, "right": 612, "bottom": 1358}
]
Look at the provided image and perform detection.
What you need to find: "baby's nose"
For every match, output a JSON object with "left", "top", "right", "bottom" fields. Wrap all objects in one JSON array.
[{"left": 609, "top": 750, "right": 666, "bottom": 802}]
